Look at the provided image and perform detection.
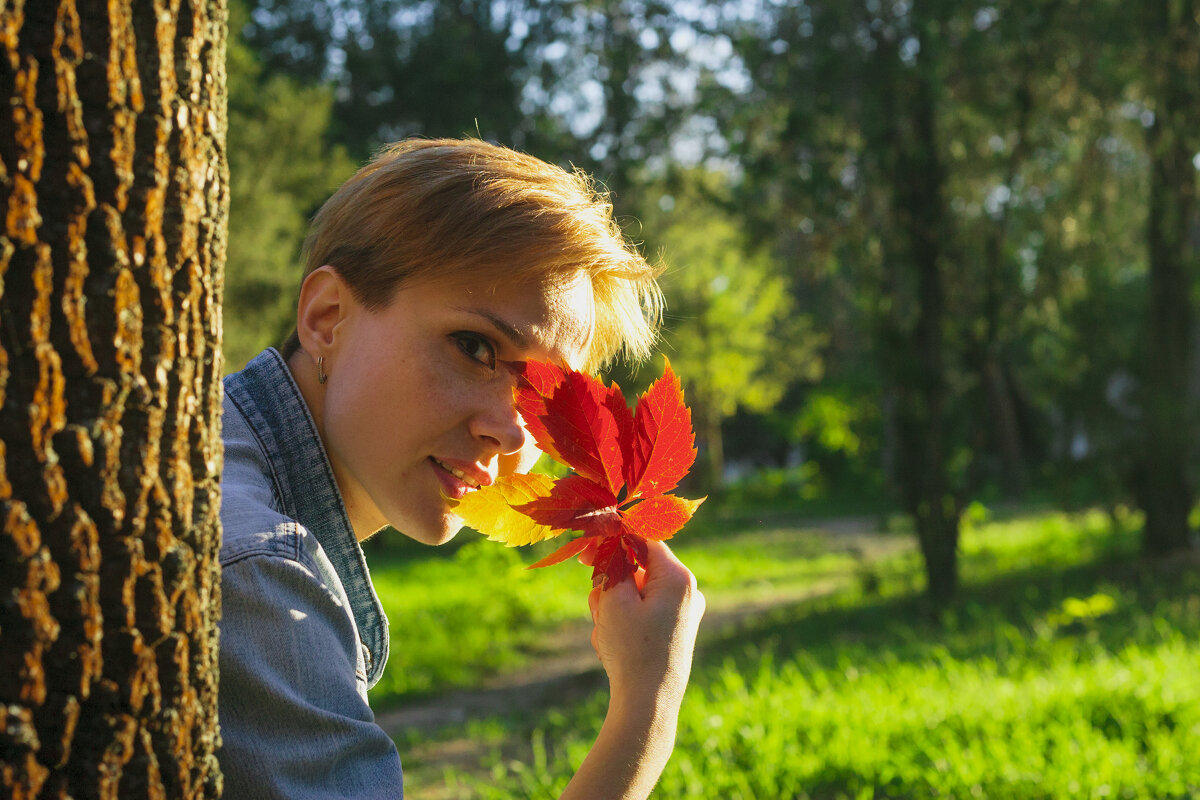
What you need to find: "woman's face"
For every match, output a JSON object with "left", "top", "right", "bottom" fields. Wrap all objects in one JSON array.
[{"left": 315, "top": 271, "right": 594, "bottom": 544}]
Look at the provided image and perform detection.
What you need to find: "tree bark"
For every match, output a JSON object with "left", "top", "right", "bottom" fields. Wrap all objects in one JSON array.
[
  {"left": 1139, "top": 0, "right": 1198, "bottom": 556},
  {"left": 0, "top": 1, "right": 228, "bottom": 797}
]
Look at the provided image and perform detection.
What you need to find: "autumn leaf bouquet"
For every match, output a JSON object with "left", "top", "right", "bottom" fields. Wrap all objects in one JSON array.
[{"left": 453, "top": 359, "right": 705, "bottom": 589}]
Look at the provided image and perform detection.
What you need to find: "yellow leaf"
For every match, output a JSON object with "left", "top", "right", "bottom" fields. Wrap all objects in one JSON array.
[{"left": 452, "top": 473, "right": 564, "bottom": 546}]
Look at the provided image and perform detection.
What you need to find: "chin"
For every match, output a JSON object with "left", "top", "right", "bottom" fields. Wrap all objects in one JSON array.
[
  {"left": 384, "top": 507, "right": 466, "bottom": 546},
  {"left": 419, "top": 516, "right": 466, "bottom": 547},
  {"left": 430, "top": 528, "right": 461, "bottom": 546},
  {"left": 443, "top": 516, "right": 470, "bottom": 543}
]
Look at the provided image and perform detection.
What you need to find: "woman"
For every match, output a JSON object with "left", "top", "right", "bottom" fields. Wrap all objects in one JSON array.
[{"left": 218, "top": 138, "right": 705, "bottom": 798}]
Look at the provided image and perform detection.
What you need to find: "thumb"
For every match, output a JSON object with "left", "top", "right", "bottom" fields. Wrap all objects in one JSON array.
[{"left": 639, "top": 540, "right": 688, "bottom": 588}]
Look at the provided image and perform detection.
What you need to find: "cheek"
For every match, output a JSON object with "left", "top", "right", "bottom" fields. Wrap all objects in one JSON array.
[{"left": 325, "top": 365, "right": 424, "bottom": 462}]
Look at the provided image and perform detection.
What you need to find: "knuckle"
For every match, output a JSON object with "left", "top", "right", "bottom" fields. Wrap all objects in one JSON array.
[
  {"left": 682, "top": 568, "right": 699, "bottom": 592},
  {"left": 672, "top": 564, "right": 699, "bottom": 596}
]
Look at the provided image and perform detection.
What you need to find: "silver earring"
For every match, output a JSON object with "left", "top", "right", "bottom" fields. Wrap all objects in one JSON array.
[{"left": 317, "top": 355, "right": 328, "bottom": 385}]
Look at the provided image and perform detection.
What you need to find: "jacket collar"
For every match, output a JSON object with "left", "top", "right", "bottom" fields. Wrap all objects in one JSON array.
[{"left": 224, "top": 348, "right": 390, "bottom": 688}]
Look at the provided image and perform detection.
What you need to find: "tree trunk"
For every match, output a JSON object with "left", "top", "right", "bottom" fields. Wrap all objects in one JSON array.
[
  {"left": 0, "top": 1, "right": 228, "bottom": 797},
  {"left": 870, "top": 8, "right": 961, "bottom": 608},
  {"left": 1139, "top": 0, "right": 1198, "bottom": 556},
  {"left": 701, "top": 401, "right": 725, "bottom": 493}
]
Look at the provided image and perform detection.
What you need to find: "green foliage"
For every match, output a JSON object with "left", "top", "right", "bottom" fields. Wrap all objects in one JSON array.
[
  {"left": 634, "top": 173, "right": 825, "bottom": 488},
  {"left": 722, "top": 464, "right": 826, "bottom": 507},
  {"left": 238, "top": 0, "right": 533, "bottom": 160},
  {"left": 649, "top": 174, "right": 822, "bottom": 419},
  {"left": 223, "top": 2, "right": 356, "bottom": 371},
  {"left": 235, "top": 0, "right": 691, "bottom": 181},
  {"left": 797, "top": 392, "right": 863, "bottom": 457},
  {"left": 702, "top": 0, "right": 1190, "bottom": 597},
  {"left": 399, "top": 509, "right": 1200, "bottom": 798}
]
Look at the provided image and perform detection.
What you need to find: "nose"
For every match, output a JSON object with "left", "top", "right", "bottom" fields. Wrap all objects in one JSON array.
[{"left": 469, "top": 379, "right": 531, "bottom": 461}]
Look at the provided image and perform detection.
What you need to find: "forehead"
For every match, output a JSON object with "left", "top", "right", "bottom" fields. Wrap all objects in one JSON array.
[{"left": 456, "top": 273, "right": 595, "bottom": 367}]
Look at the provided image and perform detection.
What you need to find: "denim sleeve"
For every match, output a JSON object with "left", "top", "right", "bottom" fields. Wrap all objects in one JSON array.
[{"left": 219, "top": 551, "right": 404, "bottom": 799}]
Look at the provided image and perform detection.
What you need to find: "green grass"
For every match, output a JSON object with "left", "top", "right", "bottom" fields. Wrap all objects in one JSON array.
[
  {"left": 367, "top": 507, "right": 879, "bottom": 705},
  {"left": 367, "top": 538, "right": 587, "bottom": 701},
  {"left": 377, "top": 508, "right": 1200, "bottom": 799}
]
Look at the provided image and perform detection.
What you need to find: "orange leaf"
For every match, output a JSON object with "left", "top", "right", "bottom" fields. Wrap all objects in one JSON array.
[
  {"left": 528, "top": 536, "right": 595, "bottom": 570},
  {"left": 538, "top": 371, "right": 627, "bottom": 496},
  {"left": 509, "top": 360, "right": 571, "bottom": 466},
  {"left": 589, "top": 534, "right": 648, "bottom": 589},
  {"left": 620, "top": 494, "right": 706, "bottom": 542},
  {"left": 516, "top": 474, "right": 619, "bottom": 533}
]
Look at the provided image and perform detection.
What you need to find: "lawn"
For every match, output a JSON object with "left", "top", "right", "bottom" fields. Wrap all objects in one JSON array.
[
  {"left": 370, "top": 507, "right": 1200, "bottom": 799},
  {"left": 366, "top": 507, "right": 882, "bottom": 704}
]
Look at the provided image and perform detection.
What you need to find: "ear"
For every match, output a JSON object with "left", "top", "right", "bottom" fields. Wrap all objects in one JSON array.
[{"left": 295, "top": 265, "right": 352, "bottom": 357}]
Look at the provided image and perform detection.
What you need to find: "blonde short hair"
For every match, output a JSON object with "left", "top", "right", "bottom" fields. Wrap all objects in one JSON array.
[{"left": 282, "top": 138, "right": 663, "bottom": 371}]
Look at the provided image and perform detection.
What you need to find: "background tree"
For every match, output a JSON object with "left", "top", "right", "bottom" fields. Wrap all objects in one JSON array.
[
  {"left": 844, "top": 0, "right": 971, "bottom": 608},
  {"left": 639, "top": 173, "right": 823, "bottom": 492},
  {"left": 0, "top": 1, "right": 227, "bottom": 796},
  {"left": 714, "top": 0, "right": 973, "bottom": 605},
  {"left": 705, "top": 0, "right": 1187, "bottom": 605},
  {"left": 223, "top": 0, "right": 355, "bottom": 371},
  {"left": 1135, "top": 0, "right": 1199, "bottom": 555},
  {"left": 239, "top": 0, "right": 534, "bottom": 159}
]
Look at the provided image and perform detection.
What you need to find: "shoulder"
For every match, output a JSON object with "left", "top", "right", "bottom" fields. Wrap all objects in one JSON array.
[
  {"left": 219, "top": 388, "right": 302, "bottom": 565},
  {"left": 218, "top": 552, "right": 404, "bottom": 797},
  {"left": 219, "top": 547, "right": 358, "bottom": 677}
]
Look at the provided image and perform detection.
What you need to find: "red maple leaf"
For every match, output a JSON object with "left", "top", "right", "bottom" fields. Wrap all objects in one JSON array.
[{"left": 454, "top": 358, "right": 704, "bottom": 589}]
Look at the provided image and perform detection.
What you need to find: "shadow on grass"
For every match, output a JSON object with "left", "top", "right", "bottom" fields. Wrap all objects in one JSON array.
[{"left": 695, "top": 531, "right": 1200, "bottom": 682}]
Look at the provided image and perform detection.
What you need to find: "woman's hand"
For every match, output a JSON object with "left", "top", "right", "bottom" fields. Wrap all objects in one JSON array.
[
  {"left": 561, "top": 541, "right": 704, "bottom": 800},
  {"left": 587, "top": 541, "right": 705, "bottom": 713}
]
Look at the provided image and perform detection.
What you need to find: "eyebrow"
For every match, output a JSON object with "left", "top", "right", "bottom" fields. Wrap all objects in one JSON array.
[{"left": 456, "top": 307, "right": 532, "bottom": 350}]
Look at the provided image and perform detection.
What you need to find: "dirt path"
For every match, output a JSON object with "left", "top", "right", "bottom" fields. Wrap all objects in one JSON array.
[
  {"left": 376, "top": 517, "right": 909, "bottom": 790},
  {"left": 375, "top": 581, "right": 844, "bottom": 736}
]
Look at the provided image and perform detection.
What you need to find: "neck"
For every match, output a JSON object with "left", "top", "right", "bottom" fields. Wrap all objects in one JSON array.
[{"left": 285, "top": 348, "right": 384, "bottom": 542}]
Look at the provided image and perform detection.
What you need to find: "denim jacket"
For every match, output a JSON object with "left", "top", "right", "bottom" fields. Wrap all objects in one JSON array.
[{"left": 219, "top": 349, "right": 403, "bottom": 798}]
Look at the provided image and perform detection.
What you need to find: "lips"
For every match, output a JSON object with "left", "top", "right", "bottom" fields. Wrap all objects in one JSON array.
[{"left": 430, "top": 457, "right": 491, "bottom": 501}]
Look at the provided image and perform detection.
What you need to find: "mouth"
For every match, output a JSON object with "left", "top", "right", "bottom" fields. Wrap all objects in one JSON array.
[
  {"left": 434, "top": 455, "right": 480, "bottom": 489},
  {"left": 430, "top": 457, "right": 488, "bottom": 502}
]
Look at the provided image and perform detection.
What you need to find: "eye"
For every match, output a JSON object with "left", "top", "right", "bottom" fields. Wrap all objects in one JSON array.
[{"left": 451, "top": 332, "right": 497, "bottom": 369}]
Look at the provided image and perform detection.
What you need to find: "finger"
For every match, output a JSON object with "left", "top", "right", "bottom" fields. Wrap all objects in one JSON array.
[
  {"left": 588, "top": 586, "right": 601, "bottom": 623},
  {"left": 641, "top": 539, "right": 674, "bottom": 566},
  {"left": 638, "top": 540, "right": 700, "bottom": 603},
  {"left": 597, "top": 571, "right": 643, "bottom": 610},
  {"left": 640, "top": 540, "right": 686, "bottom": 582}
]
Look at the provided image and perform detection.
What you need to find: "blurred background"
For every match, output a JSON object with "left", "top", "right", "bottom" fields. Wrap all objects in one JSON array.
[{"left": 223, "top": 1, "right": 1199, "bottom": 796}]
